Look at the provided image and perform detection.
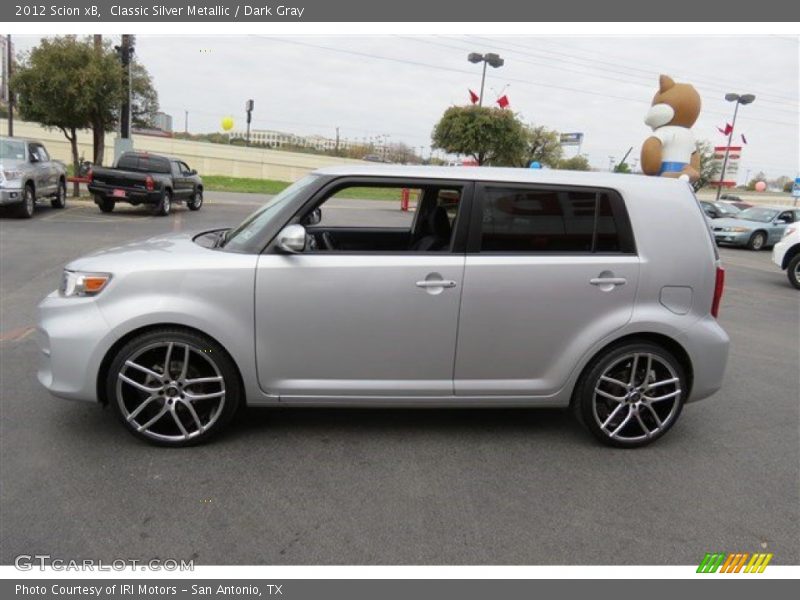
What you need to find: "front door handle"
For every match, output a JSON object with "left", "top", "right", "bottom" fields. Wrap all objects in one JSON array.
[
  {"left": 590, "top": 277, "right": 627, "bottom": 286},
  {"left": 416, "top": 280, "right": 457, "bottom": 288}
]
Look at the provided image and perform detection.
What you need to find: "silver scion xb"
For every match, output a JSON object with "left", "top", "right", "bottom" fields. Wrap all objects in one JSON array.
[{"left": 37, "top": 166, "right": 729, "bottom": 448}]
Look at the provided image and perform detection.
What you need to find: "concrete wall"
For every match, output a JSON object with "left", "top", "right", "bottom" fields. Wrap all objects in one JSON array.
[{"left": 0, "top": 120, "right": 368, "bottom": 182}]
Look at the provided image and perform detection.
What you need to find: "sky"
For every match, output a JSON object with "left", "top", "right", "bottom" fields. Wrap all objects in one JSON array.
[{"left": 12, "top": 34, "right": 800, "bottom": 181}]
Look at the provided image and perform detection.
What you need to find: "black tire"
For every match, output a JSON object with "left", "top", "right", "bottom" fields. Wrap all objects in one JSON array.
[
  {"left": 97, "top": 196, "right": 115, "bottom": 213},
  {"left": 747, "top": 231, "right": 767, "bottom": 251},
  {"left": 573, "top": 341, "right": 687, "bottom": 448},
  {"left": 50, "top": 179, "right": 67, "bottom": 209},
  {"left": 16, "top": 184, "right": 35, "bottom": 219},
  {"left": 107, "top": 328, "right": 242, "bottom": 447},
  {"left": 787, "top": 253, "right": 800, "bottom": 290},
  {"left": 188, "top": 188, "right": 203, "bottom": 211},
  {"left": 155, "top": 190, "right": 172, "bottom": 216}
]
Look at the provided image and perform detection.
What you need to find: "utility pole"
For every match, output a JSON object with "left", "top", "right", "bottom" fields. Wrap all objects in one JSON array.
[
  {"left": 245, "top": 99, "right": 254, "bottom": 146},
  {"left": 6, "top": 35, "right": 13, "bottom": 137},
  {"left": 184, "top": 109, "right": 188, "bottom": 134},
  {"left": 114, "top": 35, "right": 135, "bottom": 161},
  {"left": 335, "top": 127, "right": 340, "bottom": 156}
]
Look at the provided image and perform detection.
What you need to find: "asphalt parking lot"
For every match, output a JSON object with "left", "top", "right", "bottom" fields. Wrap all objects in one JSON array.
[{"left": 0, "top": 192, "right": 797, "bottom": 566}]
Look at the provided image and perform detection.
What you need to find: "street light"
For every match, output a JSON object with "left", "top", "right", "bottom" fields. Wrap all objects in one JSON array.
[
  {"left": 468, "top": 52, "right": 504, "bottom": 107},
  {"left": 715, "top": 92, "right": 756, "bottom": 200}
]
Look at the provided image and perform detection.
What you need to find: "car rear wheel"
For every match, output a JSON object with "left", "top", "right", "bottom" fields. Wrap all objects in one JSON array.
[
  {"left": 573, "top": 342, "right": 686, "bottom": 448},
  {"left": 156, "top": 190, "right": 172, "bottom": 216},
  {"left": 16, "top": 184, "right": 35, "bottom": 218},
  {"left": 747, "top": 231, "right": 766, "bottom": 251},
  {"left": 107, "top": 328, "right": 242, "bottom": 446},
  {"left": 188, "top": 188, "right": 203, "bottom": 211},
  {"left": 97, "top": 196, "right": 115, "bottom": 213},
  {"left": 787, "top": 254, "right": 800, "bottom": 290},
  {"left": 50, "top": 179, "right": 67, "bottom": 209}
]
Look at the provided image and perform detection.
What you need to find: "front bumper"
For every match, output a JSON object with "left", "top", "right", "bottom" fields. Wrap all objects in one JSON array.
[
  {"left": 772, "top": 238, "right": 791, "bottom": 269},
  {"left": 713, "top": 230, "right": 751, "bottom": 246},
  {"left": 0, "top": 187, "right": 23, "bottom": 206},
  {"left": 37, "top": 292, "right": 117, "bottom": 402}
]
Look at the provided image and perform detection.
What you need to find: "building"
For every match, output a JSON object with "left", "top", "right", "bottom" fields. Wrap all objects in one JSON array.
[
  {"left": 230, "top": 129, "right": 368, "bottom": 154},
  {"left": 152, "top": 112, "right": 173, "bottom": 133}
]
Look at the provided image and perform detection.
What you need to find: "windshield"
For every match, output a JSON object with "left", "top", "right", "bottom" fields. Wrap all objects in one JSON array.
[
  {"left": 714, "top": 202, "right": 739, "bottom": 216},
  {"left": 223, "top": 175, "right": 320, "bottom": 252},
  {"left": 737, "top": 207, "right": 778, "bottom": 223},
  {"left": 0, "top": 139, "right": 26, "bottom": 161}
]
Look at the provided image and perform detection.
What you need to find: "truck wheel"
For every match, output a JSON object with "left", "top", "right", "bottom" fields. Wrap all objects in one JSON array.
[
  {"left": 747, "top": 231, "right": 766, "bottom": 250},
  {"left": 156, "top": 190, "right": 172, "bottom": 217},
  {"left": 787, "top": 254, "right": 800, "bottom": 290},
  {"left": 16, "top": 184, "right": 35, "bottom": 219},
  {"left": 50, "top": 179, "right": 67, "bottom": 209},
  {"left": 97, "top": 196, "right": 115, "bottom": 213},
  {"left": 188, "top": 188, "right": 203, "bottom": 211}
]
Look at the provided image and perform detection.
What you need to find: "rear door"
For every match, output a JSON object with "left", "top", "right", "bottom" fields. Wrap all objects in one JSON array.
[
  {"left": 454, "top": 183, "right": 640, "bottom": 397},
  {"left": 29, "top": 143, "right": 55, "bottom": 195}
]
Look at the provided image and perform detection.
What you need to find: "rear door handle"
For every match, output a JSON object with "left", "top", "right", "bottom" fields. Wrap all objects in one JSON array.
[
  {"left": 590, "top": 277, "right": 627, "bottom": 286},
  {"left": 416, "top": 280, "right": 457, "bottom": 288}
]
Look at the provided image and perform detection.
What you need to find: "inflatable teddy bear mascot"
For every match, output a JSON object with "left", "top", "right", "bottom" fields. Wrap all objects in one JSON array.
[{"left": 641, "top": 75, "right": 702, "bottom": 182}]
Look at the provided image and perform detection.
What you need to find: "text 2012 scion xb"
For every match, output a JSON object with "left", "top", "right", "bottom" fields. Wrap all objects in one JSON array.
[{"left": 37, "top": 166, "right": 729, "bottom": 448}]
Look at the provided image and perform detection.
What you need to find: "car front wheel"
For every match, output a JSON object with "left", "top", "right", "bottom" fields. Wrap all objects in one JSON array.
[
  {"left": 107, "top": 328, "right": 242, "bottom": 446},
  {"left": 747, "top": 231, "right": 766, "bottom": 250},
  {"left": 16, "top": 184, "right": 35, "bottom": 218},
  {"left": 573, "top": 342, "right": 686, "bottom": 448},
  {"left": 787, "top": 253, "right": 800, "bottom": 290}
]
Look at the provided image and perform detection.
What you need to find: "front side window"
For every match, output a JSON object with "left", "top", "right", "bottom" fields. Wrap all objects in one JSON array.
[{"left": 479, "top": 187, "right": 626, "bottom": 253}]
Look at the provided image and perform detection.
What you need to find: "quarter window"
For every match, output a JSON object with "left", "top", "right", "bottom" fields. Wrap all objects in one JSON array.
[{"left": 479, "top": 187, "right": 627, "bottom": 253}]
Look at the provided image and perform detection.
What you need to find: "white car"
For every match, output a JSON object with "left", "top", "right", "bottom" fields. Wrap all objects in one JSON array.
[{"left": 772, "top": 224, "right": 800, "bottom": 289}]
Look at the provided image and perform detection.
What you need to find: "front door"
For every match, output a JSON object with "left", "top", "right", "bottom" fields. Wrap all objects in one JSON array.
[
  {"left": 454, "top": 183, "right": 640, "bottom": 397},
  {"left": 254, "top": 178, "right": 471, "bottom": 400}
]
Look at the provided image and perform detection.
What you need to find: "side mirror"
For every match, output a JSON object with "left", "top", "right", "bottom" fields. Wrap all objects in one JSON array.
[
  {"left": 304, "top": 208, "right": 322, "bottom": 226},
  {"left": 276, "top": 224, "right": 307, "bottom": 253},
  {"left": 190, "top": 169, "right": 197, "bottom": 175}
]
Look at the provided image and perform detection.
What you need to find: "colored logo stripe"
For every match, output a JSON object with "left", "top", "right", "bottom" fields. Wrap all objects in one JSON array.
[{"left": 697, "top": 552, "right": 773, "bottom": 573}]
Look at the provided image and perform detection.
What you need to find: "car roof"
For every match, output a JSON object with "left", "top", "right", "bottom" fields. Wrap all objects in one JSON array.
[
  {"left": 311, "top": 164, "right": 687, "bottom": 192},
  {"left": 0, "top": 137, "right": 39, "bottom": 145}
]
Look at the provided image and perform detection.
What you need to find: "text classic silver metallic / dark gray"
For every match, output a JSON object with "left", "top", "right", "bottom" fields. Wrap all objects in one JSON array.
[{"left": 37, "top": 166, "right": 729, "bottom": 447}]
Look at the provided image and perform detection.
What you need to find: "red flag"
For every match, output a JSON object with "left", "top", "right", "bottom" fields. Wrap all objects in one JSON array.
[
  {"left": 497, "top": 95, "right": 509, "bottom": 109},
  {"left": 717, "top": 123, "right": 733, "bottom": 135},
  {"left": 468, "top": 89, "right": 479, "bottom": 105},
  {"left": 741, "top": 133, "right": 748, "bottom": 144}
]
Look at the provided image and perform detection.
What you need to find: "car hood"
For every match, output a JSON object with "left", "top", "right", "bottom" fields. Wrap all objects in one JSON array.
[
  {"left": 65, "top": 230, "right": 233, "bottom": 274},
  {"left": 711, "top": 217, "right": 761, "bottom": 229},
  {"left": 0, "top": 158, "right": 25, "bottom": 171}
]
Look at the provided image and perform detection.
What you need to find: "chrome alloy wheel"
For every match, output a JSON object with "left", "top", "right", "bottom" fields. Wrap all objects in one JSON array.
[
  {"left": 115, "top": 341, "right": 226, "bottom": 443},
  {"left": 592, "top": 352, "right": 682, "bottom": 443}
]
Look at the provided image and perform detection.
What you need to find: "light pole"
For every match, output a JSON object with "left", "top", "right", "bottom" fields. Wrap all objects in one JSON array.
[
  {"left": 468, "top": 52, "right": 504, "bottom": 107},
  {"left": 715, "top": 93, "right": 755, "bottom": 201}
]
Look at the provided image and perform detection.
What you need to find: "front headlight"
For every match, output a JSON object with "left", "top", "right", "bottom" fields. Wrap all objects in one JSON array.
[
  {"left": 2, "top": 169, "right": 23, "bottom": 181},
  {"left": 723, "top": 226, "right": 750, "bottom": 233},
  {"left": 59, "top": 270, "right": 111, "bottom": 297}
]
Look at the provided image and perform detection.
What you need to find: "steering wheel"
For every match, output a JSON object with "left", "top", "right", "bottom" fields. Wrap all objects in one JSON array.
[{"left": 322, "top": 231, "right": 337, "bottom": 250}]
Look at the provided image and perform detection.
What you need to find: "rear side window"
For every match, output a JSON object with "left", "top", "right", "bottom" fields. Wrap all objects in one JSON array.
[
  {"left": 116, "top": 154, "right": 171, "bottom": 174},
  {"left": 478, "top": 186, "right": 633, "bottom": 254}
]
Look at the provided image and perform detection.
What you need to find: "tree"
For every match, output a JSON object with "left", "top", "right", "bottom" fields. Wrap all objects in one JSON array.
[
  {"left": 86, "top": 36, "right": 124, "bottom": 165},
  {"left": 558, "top": 155, "right": 591, "bottom": 171},
  {"left": 521, "top": 125, "right": 563, "bottom": 168},
  {"left": 693, "top": 140, "right": 720, "bottom": 192},
  {"left": 746, "top": 171, "right": 767, "bottom": 191},
  {"left": 785, "top": 179, "right": 795, "bottom": 194},
  {"left": 431, "top": 105, "right": 527, "bottom": 166},
  {"left": 130, "top": 61, "right": 159, "bottom": 129},
  {"left": 12, "top": 36, "right": 122, "bottom": 195}
]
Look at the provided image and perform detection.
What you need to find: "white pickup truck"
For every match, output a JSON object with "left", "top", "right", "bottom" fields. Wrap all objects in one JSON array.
[
  {"left": 772, "top": 224, "right": 800, "bottom": 289},
  {"left": 0, "top": 136, "right": 68, "bottom": 218}
]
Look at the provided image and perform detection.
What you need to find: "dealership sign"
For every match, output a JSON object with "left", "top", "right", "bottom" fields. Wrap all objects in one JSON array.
[
  {"left": 710, "top": 146, "right": 742, "bottom": 188},
  {"left": 559, "top": 132, "right": 584, "bottom": 146}
]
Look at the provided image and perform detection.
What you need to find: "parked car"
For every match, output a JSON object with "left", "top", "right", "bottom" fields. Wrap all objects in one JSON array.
[
  {"left": 720, "top": 199, "right": 753, "bottom": 211},
  {"left": 772, "top": 225, "right": 800, "bottom": 289},
  {"left": 700, "top": 200, "right": 740, "bottom": 219},
  {"left": 710, "top": 206, "right": 800, "bottom": 250},
  {"left": 0, "top": 136, "right": 67, "bottom": 218},
  {"left": 720, "top": 193, "right": 741, "bottom": 201},
  {"left": 37, "top": 166, "right": 729, "bottom": 448},
  {"left": 87, "top": 151, "right": 203, "bottom": 216}
]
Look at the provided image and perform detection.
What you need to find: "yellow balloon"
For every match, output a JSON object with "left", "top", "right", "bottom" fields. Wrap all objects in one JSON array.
[{"left": 221, "top": 116, "right": 234, "bottom": 131}]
